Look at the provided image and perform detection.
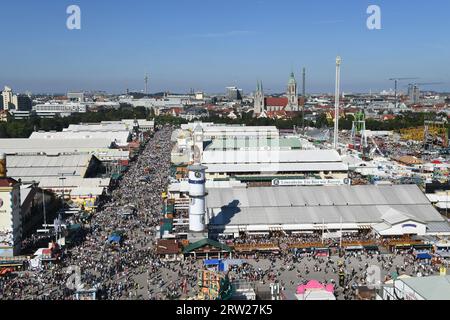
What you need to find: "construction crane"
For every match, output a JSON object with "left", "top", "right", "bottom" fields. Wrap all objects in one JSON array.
[
  {"left": 407, "top": 82, "right": 444, "bottom": 90},
  {"left": 408, "top": 82, "right": 444, "bottom": 86},
  {"left": 389, "top": 77, "right": 419, "bottom": 108}
]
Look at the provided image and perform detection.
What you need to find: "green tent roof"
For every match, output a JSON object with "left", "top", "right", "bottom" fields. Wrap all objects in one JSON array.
[
  {"left": 160, "top": 219, "right": 173, "bottom": 237},
  {"left": 183, "top": 239, "right": 232, "bottom": 254}
]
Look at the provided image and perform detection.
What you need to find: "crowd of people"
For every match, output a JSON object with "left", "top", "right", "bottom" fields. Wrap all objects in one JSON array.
[
  {"left": 229, "top": 231, "right": 377, "bottom": 248},
  {"left": 0, "top": 125, "right": 200, "bottom": 300},
  {"left": 224, "top": 248, "right": 442, "bottom": 300},
  {"left": 0, "top": 125, "right": 447, "bottom": 301}
]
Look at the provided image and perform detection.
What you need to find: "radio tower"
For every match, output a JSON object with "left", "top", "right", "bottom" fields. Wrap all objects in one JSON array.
[
  {"left": 144, "top": 74, "right": 149, "bottom": 95},
  {"left": 334, "top": 56, "right": 342, "bottom": 151}
]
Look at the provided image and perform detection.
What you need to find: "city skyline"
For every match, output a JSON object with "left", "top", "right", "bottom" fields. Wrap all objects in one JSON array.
[{"left": 1, "top": 0, "right": 450, "bottom": 93}]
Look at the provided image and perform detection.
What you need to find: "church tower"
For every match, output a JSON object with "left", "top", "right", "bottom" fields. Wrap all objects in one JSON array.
[
  {"left": 254, "top": 80, "right": 265, "bottom": 116},
  {"left": 286, "top": 72, "right": 299, "bottom": 111}
]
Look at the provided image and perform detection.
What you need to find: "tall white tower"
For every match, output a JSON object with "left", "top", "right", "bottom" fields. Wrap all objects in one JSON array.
[
  {"left": 2, "top": 86, "right": 14, "bottom": 111},
  {"left": 188, "top": 164, "right": 208, "bottom": 232},
  {"left": 334, "top": 56, "right": 342, "bottom": 150}
]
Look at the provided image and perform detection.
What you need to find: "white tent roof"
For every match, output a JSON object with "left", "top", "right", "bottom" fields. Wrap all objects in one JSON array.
[
  {"left": 295, "top": 291, "right": 336, "bottom": 301},
  {"left": 381, "top": 208, "right": 425, "bottom": 225},
  {"left": 207, "top": 185, "right": 445, "bottom": 227}
]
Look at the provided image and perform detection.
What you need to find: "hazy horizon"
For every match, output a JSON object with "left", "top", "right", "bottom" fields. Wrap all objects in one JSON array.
[{"left": 1, "top": 0, "right": 450, "bottom": 94}]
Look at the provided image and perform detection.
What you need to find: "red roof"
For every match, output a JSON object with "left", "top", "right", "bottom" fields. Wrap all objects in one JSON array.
[
  {"left": 265, "top": 97, "right": 288, "bottom": 107},
  {"left": 170, "top": 107, "right": 183, "bottom": 116},
  {"left": 382, "top": 115, "right": 396, "bottom": 121},
  {"left": 266, "top": 110, "right": 287, "bottom": 117},
  {"left": 156, "top": 240, "right": 180, "bottom": 255}
]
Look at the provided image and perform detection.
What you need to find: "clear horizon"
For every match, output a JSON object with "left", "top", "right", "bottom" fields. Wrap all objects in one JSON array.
[{"left": 1, "top": 0, "right": 450, "bottom": 94}]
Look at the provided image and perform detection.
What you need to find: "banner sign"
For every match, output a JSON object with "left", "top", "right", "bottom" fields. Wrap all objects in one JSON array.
[{"left": 272, "top": 179, "right": 350, "bottom": 186}]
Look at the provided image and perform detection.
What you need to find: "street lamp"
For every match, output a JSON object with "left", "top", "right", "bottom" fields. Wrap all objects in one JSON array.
[{"left": 446, "top": 191, "right": 449, "bottom": 220}]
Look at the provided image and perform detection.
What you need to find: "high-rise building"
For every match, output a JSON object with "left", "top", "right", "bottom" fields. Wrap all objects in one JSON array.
[
  {"left": 408, "top": 84, "right": 420, "bottom": 104},
  {"left": 15, "top": 94, "right": 32, "bottom": 111},
  {"left": 226, "top": 87, "right": 243, "bottom": 101},
  {"left": 2, "top": 86, "right": 15, "bottom": 110}
]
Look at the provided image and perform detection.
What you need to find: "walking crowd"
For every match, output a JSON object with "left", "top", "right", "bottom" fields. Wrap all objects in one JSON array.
[
  {"left": 0, "top": 125, "right": 199, "bottom": 300},
  {"left": 225, "top": 248, "right": 442, "bottom": 300},
  {"left": 0, "top": 125, "right": 446, "bottom": 301}
]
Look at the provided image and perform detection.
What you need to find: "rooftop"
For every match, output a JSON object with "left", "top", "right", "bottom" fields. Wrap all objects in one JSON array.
[
  {"left": 207, "top": 185, "right": 446, "bottom": 227},
  {"left": 0, "top": 138, "right": 112, "bottom": 155},
  {"left": 205, "top": 137, "right": 303, "bottom": 151},
  {"left": 400, "top": 276, "right": 450, "bottom": 300},
  {"left": 202, "top": 149, "right": 344, "bottom": 164},
  {"left": 6, "top": 154, "right": 95, "bottom": 183}
]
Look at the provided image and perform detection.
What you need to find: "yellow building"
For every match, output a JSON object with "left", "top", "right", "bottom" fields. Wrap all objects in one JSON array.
[{"left": 69, "top": 186, "right": 104, "bottom": 211}]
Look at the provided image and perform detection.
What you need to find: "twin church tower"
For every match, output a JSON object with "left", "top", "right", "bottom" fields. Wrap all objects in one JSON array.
[{"left": 254, "top": 72, "right": 300, "bottom": 116}]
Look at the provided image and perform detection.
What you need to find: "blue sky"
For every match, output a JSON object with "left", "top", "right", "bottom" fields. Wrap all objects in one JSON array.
[{"left": 1, "top": 0, "right": 449, "bottom": 94}]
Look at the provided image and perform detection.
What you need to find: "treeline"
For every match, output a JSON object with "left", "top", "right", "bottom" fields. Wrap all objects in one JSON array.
[
  {"left": 0, "top": 106, "right": 151, "bottom": 138},
  {"left": 203, "top": 111, "right": 448, "bottom": 132},
  {"left": 0, "top": 107, "right": 446, "bottom": 139}
]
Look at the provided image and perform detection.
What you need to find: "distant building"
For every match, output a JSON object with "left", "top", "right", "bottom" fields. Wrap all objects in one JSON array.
[
  {"left": 15, "top": 94, "right": 32, "bottom": 111},
  {"left": 226, "top": 87, "right": 243, "bottom": 101},
  {"left": 195, "top": 92, "right": 205, "bottom": 100},
  {"left": 32, "top": 102, "right": 87, "bottom": 118},
  {"left": 100, "top": 119, "right": 155, "bottom": 132},
  {"left": 2, "top": 86, "right": 15, "bottom": 110},
  {"left": 254, "top": 73, "right": 301, "bottom": 116},
  {"left": 9, "top": 110, "right": 35, "bottom": 120},
  {"left": 408, "top": 84, "right": 420, "bottom": 104},
  {"left": 67, "top": 92, "right": 85, "bottom": 103},
  {"left": 119, "top": 94, "right": 192, "bottom": 115}
]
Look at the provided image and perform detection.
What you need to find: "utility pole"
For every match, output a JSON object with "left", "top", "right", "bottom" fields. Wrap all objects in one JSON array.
[
  {"left": 43, "top": 191, "right": 47, "bottom": 230},
  {"left": 393, "top": 80, "right": 398, "bottom": 108},
  {"left": 334, "top": 56, "right": 342, "bottom": 150},
  {"left": 447, "top": 191, "right": 449, "bottom": 220}
]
